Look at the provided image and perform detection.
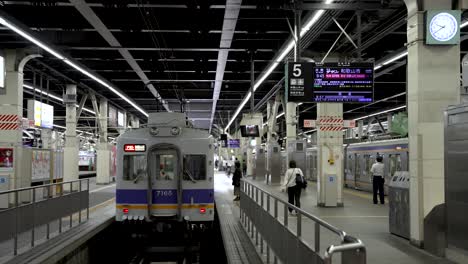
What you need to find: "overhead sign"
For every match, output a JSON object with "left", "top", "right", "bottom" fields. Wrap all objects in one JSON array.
[
  {"left": 286, "top": 62, "right": 314, "bottom": 102},
  {"left": 27, "top": 100, "right": 54, "bottom": 129},
  {"left": 286, "top": 62, "right": 374, "bottom": 103},
  {"left": 228, "top": 139, "right": 240, "bottom": 148},
  {"left": 124, "top": 144, "right": 146, "bottom": 152},
  {"left": 343, "top": 120, "right": 356, "bottom": 128}
]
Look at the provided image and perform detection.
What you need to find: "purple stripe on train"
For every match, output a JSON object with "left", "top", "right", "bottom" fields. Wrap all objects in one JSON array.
[{"left": 116, "top": 189, "right": 214, "bottom": 204}]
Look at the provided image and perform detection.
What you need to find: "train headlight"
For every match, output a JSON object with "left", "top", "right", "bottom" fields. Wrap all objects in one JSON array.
[
  {"left": 171, "top": 127, "right": 181, "bottom": 135},
  {"left": 150, "top": 127, "right": 159, "bottom": 136}
]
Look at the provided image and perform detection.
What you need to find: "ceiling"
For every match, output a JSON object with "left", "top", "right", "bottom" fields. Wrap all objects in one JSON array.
[{"left": 0, "top": 0, "right": 466, "bottom": 137}]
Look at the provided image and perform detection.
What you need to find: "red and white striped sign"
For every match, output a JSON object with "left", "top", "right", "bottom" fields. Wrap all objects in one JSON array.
[
  {"left": 0, "top": 114, "right": 21, "bottom": 130},
  {"left": 320, "top": 126, "right": 343, "bottom": 131},
  {"left": 0, "top": 114, "right": 20, "bottom": 123},
  {"left": 0, "top": 123, "right": 19, "bottom": 130},
  {"left": 318, "top": 116, "right": 343, "bottom": 125}
]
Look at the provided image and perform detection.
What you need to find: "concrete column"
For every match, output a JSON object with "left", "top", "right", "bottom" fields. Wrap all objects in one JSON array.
[
  {"left": 316, "top": 103, "right": 343, "bottom": 207},
  {"left": 130, "top": 115, "right": 139, "bottom": 128},
  {"left": 405, "top": 0, "right": 460, "bottom": 246},
  {"left": 386, "top": 113, "right": 393, "bottom": 132},
  {"left": 285, "top": 102, "right": 297, "bottom": 165},
  {"left": 63, "top": 84, "right": 79, "bottom": 187},
  {"left": 357, "top": 120, "right": 364, "bottom": 138},
  {"left": 96, "top": 98, "right": 110, "bottom": 184},
  {"left": 0, "top": 50, "right": 25, "bottom": 192}
]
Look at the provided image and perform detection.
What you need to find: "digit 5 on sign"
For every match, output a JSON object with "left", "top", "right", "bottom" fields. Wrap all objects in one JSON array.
[{"left": 293, "top": 64, "right": 302, "bottom": 77}]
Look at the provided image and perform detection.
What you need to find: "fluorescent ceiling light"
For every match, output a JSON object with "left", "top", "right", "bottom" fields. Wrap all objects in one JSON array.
[
  {"left": 0, "top": 15, "right": 148, "bottom": 117},
  {"left": 23, "top": 84, "right": 96, "bottom": 114},
  {"left": 276, "top": 112, "right": 285, "bottom": 118},
  {"left": 53, "top": 124, "right": 66, "bottom": 129},
  {"left": 461, "top": 20, "right": 468, "bottom": 29},
  {"left": 382, "top": 51, "right": 408, "bottom": 66},
  {"left": 354, "top": 105, "right": 406, "bottom": 121},
  {"left": 224, "top": 1, "right": 334, "bottom": 131}
]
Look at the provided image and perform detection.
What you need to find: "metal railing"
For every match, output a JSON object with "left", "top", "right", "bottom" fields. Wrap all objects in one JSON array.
[
  {"left": 0, "top": 179, "right": 90, "bottom": 255},
  {"left": 240, "top": 179, "right": 366, "bottom": 264}
]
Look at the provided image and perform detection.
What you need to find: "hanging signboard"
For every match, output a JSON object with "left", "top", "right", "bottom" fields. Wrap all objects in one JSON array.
[
  {"left": 228, "top": 139, "right": 240, "bottom": 148},
  {"left": 286, "top": 62, "right": 314, "bottom": 102},
  {"left": 286, "top": 62, "right": 374, "bottom": 103},
  {"left": 27, "top": 100, "right": 54, "bottom": 129},
  {"left": 117, "top": 111, "right": 125, "bottom": 127}
]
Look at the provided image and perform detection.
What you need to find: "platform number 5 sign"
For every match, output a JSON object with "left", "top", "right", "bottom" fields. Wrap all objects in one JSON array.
[{"left": 286, "top": 62, "right": 313, "bottom": 102}]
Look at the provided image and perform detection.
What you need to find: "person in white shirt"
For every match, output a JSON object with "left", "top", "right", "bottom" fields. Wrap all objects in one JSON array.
[
  {"left": 370, "top": 156, "right": 385, "bottom": 205},
  {"left": 282, "top": 160, "right": 304, "bottom": 215}
]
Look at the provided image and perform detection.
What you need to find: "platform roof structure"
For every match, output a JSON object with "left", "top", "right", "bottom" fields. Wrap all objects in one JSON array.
[{"left": 0, "top": 0, "right": 466, "bottom": 136}]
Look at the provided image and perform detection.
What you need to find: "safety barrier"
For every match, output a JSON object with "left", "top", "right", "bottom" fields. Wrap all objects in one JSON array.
[
  {"left": 240, "top": 179, "right": 366, "bottom": 264},
  {"left": 0, "top": 179, "right": 89, "bottom": 255}
]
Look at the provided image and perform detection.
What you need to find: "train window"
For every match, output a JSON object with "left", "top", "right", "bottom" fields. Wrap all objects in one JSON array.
[
  {"left": 183, "top": 155, "right": 206, "bottom": 181},
  {"left": 389, "top": 154, "right": 402, "bottom": 177},
  {"left": 156, "top": 154, "right": 176, "bottom": 181},
  {"left": 123, "top": 155, "right": 146, "bottom": 181}
]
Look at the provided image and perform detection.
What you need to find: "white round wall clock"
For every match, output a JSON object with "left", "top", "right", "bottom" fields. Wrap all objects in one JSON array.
[{"left": 429, "top": 12, "right": 458, "bottom": 42}]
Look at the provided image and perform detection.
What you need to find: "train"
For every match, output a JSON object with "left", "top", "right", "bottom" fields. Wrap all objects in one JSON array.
[
  {"left": 115, "top": 112, "right": 215, "bottom": 229},
  {"left": 282, "top": 138, "right": 409, "bottom": 193}
]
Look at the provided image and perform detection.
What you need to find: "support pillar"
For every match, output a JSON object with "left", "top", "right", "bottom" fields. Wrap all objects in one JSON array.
[
  {"left": 386, "top": 113, "right": 393, "bottom": 133},
  {"left": 63, "top": 84, "right": 79, "bottom": 188},
  {"left": 0, "top": 50, "right": 25, "bottom": 194},
  {"left": 404, "top": 0, "right": 460, "bottom": 247},
  {"left": 96, "top": 98, "right": 110, "bottom": 184},
  {"left": 357, "top": 120, "right": 364, "bottom": 138},
  {"left": 317, "top": 103, "right": 343, "bottom": 207}
]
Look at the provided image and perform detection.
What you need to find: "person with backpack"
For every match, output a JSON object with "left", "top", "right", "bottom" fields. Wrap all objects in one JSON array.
[{"left": 282, "top": 160, "right": 306, "bottom": 215}]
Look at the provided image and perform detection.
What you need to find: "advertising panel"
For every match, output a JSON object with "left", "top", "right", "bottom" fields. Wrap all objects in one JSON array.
[
  {"left": 31, "top": 149, "right": 51, "bottom": 181},
  {"left": 0, "top": 148, "right": 14, "bottom": 171}
]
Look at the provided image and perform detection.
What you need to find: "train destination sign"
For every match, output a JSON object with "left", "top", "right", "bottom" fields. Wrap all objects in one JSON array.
[{"left": 286, "top": 62, "right": 374, "bottom": 103}]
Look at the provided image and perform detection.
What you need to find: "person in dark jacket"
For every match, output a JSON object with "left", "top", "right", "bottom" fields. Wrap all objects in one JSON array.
[{"left": 232, "top": 161, "right": 242, "bottom": 201}]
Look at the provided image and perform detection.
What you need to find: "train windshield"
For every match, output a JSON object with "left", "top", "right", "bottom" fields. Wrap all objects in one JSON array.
[
  {"left": 183, "top": 155, "right": 206, "bottom": 181},
  {"left": 123, "top": 155, "right": 147, "bottom": 181}
]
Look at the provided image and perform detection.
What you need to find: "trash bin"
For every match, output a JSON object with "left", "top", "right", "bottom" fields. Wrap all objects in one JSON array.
[{"left": 388, "top": 171, "right": 410, "bottom": 239}]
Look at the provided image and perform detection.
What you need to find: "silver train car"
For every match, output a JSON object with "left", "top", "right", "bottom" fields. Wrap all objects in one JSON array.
[
  {"left": 282, "top": 138, "right": 409, "bottom": 193},
  {"left": 115, "top": 112, "right": 215, "bottom": 227}
]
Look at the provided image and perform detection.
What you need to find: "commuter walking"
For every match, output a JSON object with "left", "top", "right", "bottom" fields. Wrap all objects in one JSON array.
[
  {"left": 282, "top": 160, "right": 305, "bottom": 215},
  {"left": 371, "top": 156, "right": 385, "bottom": 205},
  {"left": 232, "top": 161, "right": 242, "bottom": 201}
]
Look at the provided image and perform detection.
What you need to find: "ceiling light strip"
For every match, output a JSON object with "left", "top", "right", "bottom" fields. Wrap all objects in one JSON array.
[
  {"left": 0, "top": 15, "right": 148, "bottom": 117},
  {"left": 224, "top": 1, "right": 333, "bottom": 131}
]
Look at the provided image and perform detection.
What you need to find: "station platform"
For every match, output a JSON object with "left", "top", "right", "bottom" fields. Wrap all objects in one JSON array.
[
  {"left": 0, "top": 178, "right": 116, "bottom": 264},
  {"left": 214, "top": 172, "right": 263, "bottom": 264},
  {"left": 239, "top": 175, "right": 452, "bottom": 264}
]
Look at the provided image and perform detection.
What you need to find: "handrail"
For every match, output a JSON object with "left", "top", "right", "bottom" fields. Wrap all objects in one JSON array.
[
  {"left": 242, "top": 178, "right": 346, "bottom": 240},
  {"left": 240, "top": 178, "right": 366, "bottom": 263},
  {"left": 0, "top": 178, "right": 90, "bottom": 256},
  {"left": 0, "top": 178, "right": 85, "bottom": 195}
]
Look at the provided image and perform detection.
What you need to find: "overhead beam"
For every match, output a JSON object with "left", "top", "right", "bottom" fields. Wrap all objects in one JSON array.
[
  {"left": 64, "top": 47, "right": 275, "bottom": 52},
  {"left": 69, "top": 0, "right": 169, "bottom": 112},
  {"left": 296, "top": 3, "right": 397, "bottom": 10}
]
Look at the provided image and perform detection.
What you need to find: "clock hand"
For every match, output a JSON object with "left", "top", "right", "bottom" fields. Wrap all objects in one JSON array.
[{"left": 433, "top": 26, "right": 446, "bottom": 34}]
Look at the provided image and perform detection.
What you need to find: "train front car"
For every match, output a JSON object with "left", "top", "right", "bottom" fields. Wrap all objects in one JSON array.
[{"left": 115, "top": 112, "right": 215, "bottom": 229}]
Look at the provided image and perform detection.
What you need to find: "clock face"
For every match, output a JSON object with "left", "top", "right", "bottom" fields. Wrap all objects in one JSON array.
[{"left": 429, "top": 12, "right": 458, "bottom": 42}]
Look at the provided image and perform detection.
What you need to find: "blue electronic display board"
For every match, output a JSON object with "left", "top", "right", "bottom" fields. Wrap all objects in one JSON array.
[
  {"left": 228, "top": 139, "right": 240, "bottom": 148},
  {"left": 312, "top": 63, "right": 374, "bottom": 103}
]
